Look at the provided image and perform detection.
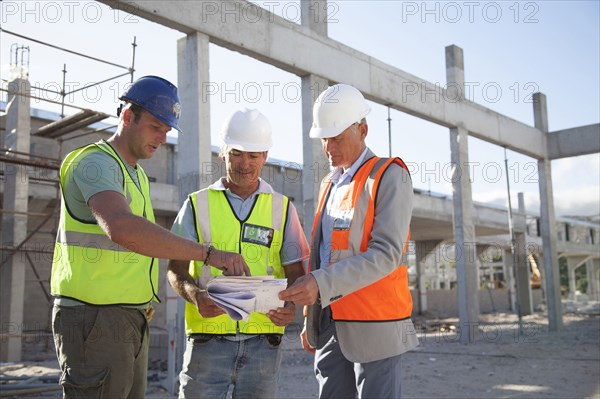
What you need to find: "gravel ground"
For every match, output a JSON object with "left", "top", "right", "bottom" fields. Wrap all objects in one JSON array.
[{"left": 1, "top": 303, "right": 599, "bottom": 399}]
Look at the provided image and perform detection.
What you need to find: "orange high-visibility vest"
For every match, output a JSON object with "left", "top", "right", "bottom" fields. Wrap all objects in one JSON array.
[{"left": 311, "top": 156, "right": 412, "bottom": 321}]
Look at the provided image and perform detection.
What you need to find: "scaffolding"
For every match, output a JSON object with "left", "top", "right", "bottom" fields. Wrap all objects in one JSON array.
[{"left": 0, "top": 28, "right": 138, "bottom": 361}]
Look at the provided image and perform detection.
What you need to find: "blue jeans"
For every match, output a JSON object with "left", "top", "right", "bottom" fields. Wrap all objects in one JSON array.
[{"left": 179, "top": 335, "right": 283, "bottom": 399}]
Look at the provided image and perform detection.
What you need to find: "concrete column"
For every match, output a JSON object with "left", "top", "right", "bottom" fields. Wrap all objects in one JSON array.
[
  {"left": 589, "top": 259, "right": 599, "bottom": 301},
  {"left": 300, "top": 1, "right": 329, "bottom": 232},
  {"left": 476, "top": 245, "right": 488, "bottom": 284},
  {"left": 587, "top": 258, "right": 600, "bottom": 301},
  {"left": 1, "top": 78, "right": 31, "bottom": 362},
  {"left": 536, "top": 252, "right": 547, "bottom": 304},
  {"left": 415, "top": 240, "right": 443, "bottom": 314},
  {"left": 176, "top": 32, "right": 213, "bottom": 201},
  {"left": 566, "top": 256, "right": 590, "bottom": 300},
  {"left": 447, "top": 45, "right": 478, "bottom": 343},
  {"left": 169, "top": 32, "right": 212, "bottom": 394},
  {"left": 301, "top": 75, "right": 329, "bottom": 235},
  {"left": 534, "top": 92, "right": 563, "bottom": 331},
  {"left": 567, "top": 260, "right": 577, "bottom": 300},
  {"left": 449, "top": 126, "right": 479, "bottom": 342},
  {"left": 515, "top": 193, "right": 533, "bottom": 315},
  {"left": 503, "top": 248, "right": 517, "bottom": 311},
  {"left": 515, "top": 230, "right": 533, "bottom": 315},
  {"left": 445, "top": 45, "right": 465, "bottom": 99},
  {"left": 301, "top": 0, "right": 328, "bottom": 36}
]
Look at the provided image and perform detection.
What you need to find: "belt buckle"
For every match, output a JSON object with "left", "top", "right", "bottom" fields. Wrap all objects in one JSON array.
[
  {"left": 190, "top": 334, "right": 214, "bottom": 344},
  {"left": 265, "top": 335, "right": 282, "bottom": 346}
]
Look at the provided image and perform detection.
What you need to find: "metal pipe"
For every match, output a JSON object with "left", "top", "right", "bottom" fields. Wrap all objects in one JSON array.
[
  {"left": 387, "top": 105, "right": 392, "bottom": 157},
  {"left": 26, "top": 252, "right": 52, "bottom": 302},
  {"left": 130, "top": 36, "right": 137, "bottom": 82},
  {"left": 0, "top": 210, "right": 53, "bottom": 217},
  {"left": 0, "top": 155, "right": 59, "bottom": 170},
  {"left": 61, "top": 64, "right": 67, "bottom": 117},
  {"left": 504, "top": 146, "right": 522, "bottom": 333},
  {"left": 0, "top": 211, "right": 56, "bottom": 269},
  {"left": 64, "top": 71, "right": 131, "bottom": 95},
  {"left": 0, "top": 87, "right": 108, "bottom": 114},
  {"left": 1, "top": 29, "right": 130, "bottom": 70},
  {"left": 0, "top": 148, "right": 60, "bottom": 163}
]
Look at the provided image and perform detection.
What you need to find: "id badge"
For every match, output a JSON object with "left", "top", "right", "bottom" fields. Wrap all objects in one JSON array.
[
  {"left": 332, "top": 209, "right": 353, "bottom": 231},
  {"left": 242, "top": 223, "right": 274, "bottom": 247}
]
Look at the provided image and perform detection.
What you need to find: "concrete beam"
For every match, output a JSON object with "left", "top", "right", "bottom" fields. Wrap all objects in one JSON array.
[
  {"left": 97, "top": 0, "right": 548, "bottom": 159},
  {"left": 547, "top": 124, "right": 600, "bottom": 159}
]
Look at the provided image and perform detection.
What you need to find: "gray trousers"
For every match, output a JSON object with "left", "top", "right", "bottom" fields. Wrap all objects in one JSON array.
[
  {"left": 52, "top": 304, "right": 149, "bottom": 399},
  {"left": 315, "top": 308, "right": 403, "bottom": 399}
]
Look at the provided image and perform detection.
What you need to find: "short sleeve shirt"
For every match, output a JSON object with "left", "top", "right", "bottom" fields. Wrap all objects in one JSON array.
[{"left": 62, "top": 150, "right": 140, "bottom": 222}]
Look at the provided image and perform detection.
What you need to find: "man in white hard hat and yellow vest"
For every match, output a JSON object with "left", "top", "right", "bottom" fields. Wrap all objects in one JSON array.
[
  {"left": 280, "top": 84, "right": 418, "bottom": 398},
  {"left": 168, "top": 108, "right": 309, "bottom": 399},
  {"left": 51, "top": 76, "right": 249, "bottom": 399}
]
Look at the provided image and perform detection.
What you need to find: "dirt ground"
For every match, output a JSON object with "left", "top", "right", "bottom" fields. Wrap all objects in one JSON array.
[{"left": 1, "top": 302, "right": 599, "bottom": 399}]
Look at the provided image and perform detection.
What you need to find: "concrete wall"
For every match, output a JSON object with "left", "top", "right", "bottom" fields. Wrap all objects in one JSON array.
[{"left": 423, "top": 289, "right": 543, "bottom": 318}]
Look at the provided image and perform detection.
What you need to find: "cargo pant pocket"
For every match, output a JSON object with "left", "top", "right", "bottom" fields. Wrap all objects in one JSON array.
[{"left": 61, "top": 366, "right": 108, "bottom": 399}]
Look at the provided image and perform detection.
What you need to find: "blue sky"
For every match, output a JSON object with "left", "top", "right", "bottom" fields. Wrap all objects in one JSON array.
[{"left": 1, "top": 0, "right": 598, "bottom": 217}]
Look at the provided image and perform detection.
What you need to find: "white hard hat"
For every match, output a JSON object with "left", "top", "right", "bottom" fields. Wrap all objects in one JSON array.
[
  {"left": 309, "top": 84, "right": 371, "bottom": 139},
  {"left": 220, "top": 108, "right": 273, "bottom": 152}
]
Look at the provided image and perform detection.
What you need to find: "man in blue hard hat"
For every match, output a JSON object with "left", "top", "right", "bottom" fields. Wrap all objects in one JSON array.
[{"left": 50, "top": 76, "right": 250, "bottom": 398}]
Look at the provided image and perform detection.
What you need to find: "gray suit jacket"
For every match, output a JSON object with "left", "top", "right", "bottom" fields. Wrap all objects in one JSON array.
[{"left": 305, "top": 148, "right": 419, "bottom": 363}]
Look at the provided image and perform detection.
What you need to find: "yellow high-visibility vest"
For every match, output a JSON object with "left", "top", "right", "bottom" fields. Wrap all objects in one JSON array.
[
  {"left": 185, "top": 189, "right": 288, "bottom": 335},
  {"left": 51, "top": 141, "right": 159, "bottom": 305}
]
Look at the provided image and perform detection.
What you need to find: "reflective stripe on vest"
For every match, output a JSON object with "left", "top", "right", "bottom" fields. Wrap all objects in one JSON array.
[
  {"left": 50, "top": 141, "right": 159, "bottom": 306},
  {"left": 184, "top": 189, "right": 288, "bottom": 335},
  {"left": 314, "top": 157, "right": 412, "bottom": 322}
]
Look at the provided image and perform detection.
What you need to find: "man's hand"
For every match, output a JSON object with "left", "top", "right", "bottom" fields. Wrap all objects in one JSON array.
[
  {"left": 278, "top": 274, "right": 319, "bottom": 305},
  {"left": 300, "top": 326, "right": 316, "bottom": 354},
  {"left": 193, "top": 290, "right": 226, "bottom": 318},
  {"left": 266, "top": 302, "right": 296, "bottom": 327},
  {"left": 146, "top": 304, "right": 155, "bottom": 322},
  {"left": 209, "top": 249, "right": 251, "bottom": 276}
]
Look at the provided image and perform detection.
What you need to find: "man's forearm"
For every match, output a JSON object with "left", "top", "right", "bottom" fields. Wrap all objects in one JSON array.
[
  {"left": 96, "top": 208, "right": 208, "bottom": 261},
  {"left": 167, "top": 260, "right": 202, "bottom": 305}
]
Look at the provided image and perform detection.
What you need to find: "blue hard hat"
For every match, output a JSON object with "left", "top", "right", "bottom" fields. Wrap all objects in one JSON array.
[{"left": 119, "top": 75, "right": 182, "bottom": 132}]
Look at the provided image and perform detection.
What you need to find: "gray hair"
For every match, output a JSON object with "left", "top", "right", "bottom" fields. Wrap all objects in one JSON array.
[
  {"left": 219, "top": 144, "right": 230, "bottom": 158},
  {"left": 351, "top": 118, "right": 368, "bottom": 134}
]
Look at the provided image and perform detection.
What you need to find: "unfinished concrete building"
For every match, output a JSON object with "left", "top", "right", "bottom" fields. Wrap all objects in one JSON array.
[{"left": 1, "top": 1, "right": 599, "bottom": 375}]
